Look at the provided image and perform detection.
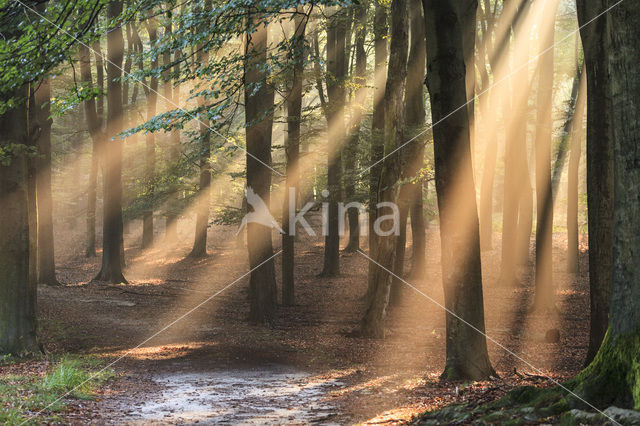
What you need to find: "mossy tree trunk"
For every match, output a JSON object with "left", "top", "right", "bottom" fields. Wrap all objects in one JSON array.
[
  {"left": 0, "top": 83, "right": 40, "bottom": 355},
  {"left": 568, "top": 0, "right": 640, "bottom": 409},
  {"left": 577, "top": 0, "right": 613, "bottom": 366},
  {"left": 423, "top": 0, "right": 495, "bottom": 380}
]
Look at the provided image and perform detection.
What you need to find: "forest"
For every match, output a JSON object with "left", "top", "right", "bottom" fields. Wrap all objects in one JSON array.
[{"left": 1, "top": 0, "right": 639, "bottom": 424}]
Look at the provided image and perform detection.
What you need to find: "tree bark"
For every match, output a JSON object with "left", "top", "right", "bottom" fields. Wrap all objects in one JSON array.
[
  {"left": 423, "top": 0, "right": 495, "bottom": 380},
  {"left": 569, "top": 0, "right": 640, "bottom": 408},
  {"left": 95, "top": 0, "right": 127, "bottom": 283},
  {"left": 244, "top": 11, "right": 277, "bottom": 324},
  {"left": 0, "top": 83, "right": 40, "bottom": 355},
  {"left": 576, "top": 0, "right": 613, "bottom": 366},
  {"left": 360, "top": 0, "right": 408, "bottom": 338}
]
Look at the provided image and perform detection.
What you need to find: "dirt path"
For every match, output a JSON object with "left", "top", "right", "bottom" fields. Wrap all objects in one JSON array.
[{"left": 39, "top": 213, "right": 591, "bottom": 424}]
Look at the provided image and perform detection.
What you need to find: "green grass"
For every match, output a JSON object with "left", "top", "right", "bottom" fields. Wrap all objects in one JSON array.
[{"left": 0, "top": 355, "right": 114, "bottom": 425}]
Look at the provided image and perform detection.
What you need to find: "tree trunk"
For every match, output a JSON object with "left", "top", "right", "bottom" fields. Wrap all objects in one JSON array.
[
  {"left": 142, "top": 19, "right": 158, "bottom": 249},
  {"left": 576, "top": 0, "right": 612, "bottom": 366},
  {"left": 569, "top": 1, "right": 640, "bottom": 408},
  {"left": 532, "top": 0, "right": 559, "bottom": 312},
  {"left": 494, "top": 0, "right": 533, "bottom": 286},
  {"left": 95, "top": 0, "right": 127, "bottom": 283},
  {"left": 366, "top": 0, "right": 388, "bottom": 299},
  {"left": 390, "top": 0, "right": 425, "bottom": 302},
  {"left": 244, "top": 12, "right": 277, "bottom": 324},
  {"left": 84, "top": 40, "right": 105, "bottom": 258},
  {"left": 282, "top": 8, "right": 307, "bottom": 305},
  {"left": 423, "top": 0, "right": 495, "bottom": 380},
  {"left": 0, "top": 83, "right": 40, "bottom": 355},
  {"left": 360, "top": 0, "right": 408, "bottom": 338},
  {"left": 33, "top": 79, "right": 59, "bottom": 286},
  {"left": 566, "top": 71, "right": 586, "bottom": 273},
  {"left": 190, "top": 40, "right": 211, "bottom": 258},
  {"left": 321, "top": 8, "right": 346, "bottom": 277},
  {"left": 343, "top": 3, "right": 367, "bottom": 253}
]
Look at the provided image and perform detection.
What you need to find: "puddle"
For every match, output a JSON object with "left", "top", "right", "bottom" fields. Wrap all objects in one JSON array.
[{"left": 126, "top": 365, "right": 343, "bottom": 424}]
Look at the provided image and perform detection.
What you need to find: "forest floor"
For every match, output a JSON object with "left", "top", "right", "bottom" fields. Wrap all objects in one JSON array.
[{"left": 4, "top": 212, "right": 591, "bottom": 424}]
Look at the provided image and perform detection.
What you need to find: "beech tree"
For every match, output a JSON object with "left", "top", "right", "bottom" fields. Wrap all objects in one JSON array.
[
  {"left": 423, "top": 0, "right": 495, "bottom": 380},
  {"left": 94, "top": 0, "right": 128, "bottom": 283},
  {"left": 244, "top": 9, "right": 277, "bottom": 324},
  {"left": 360, "top": 0, "right": 408, "bottom": 338}
]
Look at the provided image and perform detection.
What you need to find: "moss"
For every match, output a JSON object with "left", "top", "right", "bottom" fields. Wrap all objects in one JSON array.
[{"left": 567, "top": 329, "right": 640, "bottom": 410}]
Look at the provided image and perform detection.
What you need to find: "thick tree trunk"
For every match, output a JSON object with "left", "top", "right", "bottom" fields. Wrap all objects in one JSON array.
[
  {"left": 321, "top": 8, "right": 346, "bottom": 277},
  {"left": 33, "top": 79, "right": 59, "bottom": 286},
  {"left": 532, "top": 0, "right": 559, "bottom": 312},
  {"left": 577, "top": 0, "right": 613, "bottom": 366},
  {"left": 390, "top": 0, "right": 425, "bottom": 302},
  {"left": 423, "top": 0, "right": 495, "bottom": 380},
  {"left": 282, "top": 8, "right": 307, "bottom": 305},
  {"left": 360, "top": 0, "right": 408, "bottom": 338},
  {"left": 566, "top": 72, "right": 586, "bottom": 274},
  {"left": 366, "top": 0, "right": 388, "bottom": 299},
  {"left": 142, "top": 20, "right": 158, "bottom": 249},
  {"left": 244, "top": 13, "right": 277, "bottom": 324},
  {"left": 95, "top": 0, "right": 127, "bottom": 283},
  {"left": 343, "top": 3, "right": 367, "bottom": 254},
  {"left": 569, "top": 1, "right": 640, "bottom": 408},
  {"left": 0, "top": 84, "right": 40, "bottom": 355}
]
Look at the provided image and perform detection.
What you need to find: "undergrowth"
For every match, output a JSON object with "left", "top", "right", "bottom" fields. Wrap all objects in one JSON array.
[{"left": 0, "top": 355, "right": 114, "bottom": 425}]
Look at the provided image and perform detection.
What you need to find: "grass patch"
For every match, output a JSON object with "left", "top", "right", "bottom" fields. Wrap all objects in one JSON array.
[{"left": 0, "top": 355, "right": 114, "bottom": 425}]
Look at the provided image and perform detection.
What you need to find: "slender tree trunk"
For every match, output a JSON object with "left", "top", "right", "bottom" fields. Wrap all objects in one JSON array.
[
  {"left": 95, "top": 0, "right": 127, "bottom": 283},
  {"left": 0, "top": 83, "right": 40, "bottom": 355},
  {"left": 576, "top": 0, "right": 612, "bottom": 366},
  {"left": 33, "top": 79, "right": 59, "bottom": 286},
  {"left": 360, "top": 0, "right": 408, "bottom": 338},
  {"left": 569, "top": 1, "right": 640, "bottom": 408},
  {"left": 366, "top": 0, "right": 388, "bottom": 299},
  {"left": 499, "top": 0, "right": 533, "bottom": 285},
  {"left": 142, "top": 20, "right": 158, "bottom": 249},
  {"left": 321, "top": 8, "right": 346, "bottom": 277},
  {"left": 85, "top": 40, "right": 105, "bottom": 257},
  {"left": 532, "top": 0, "right": 559, "bottom": 311},
  {"left": 343, "top": 3, "right": 367, "bottom": 253},
  {"left": 567, "top": 71, "right": 586, "bottom": 273},
  {"left": 282, "top": 8, "right": 307, "bottom": 305},
  {"left": 423, "top": 0, "right": 495, "bottom": 380},
  {"left": 244, "top": 11, "right": 277, "bottom": 324},
  {"left": 390, "top": 0, "right": 425, "bottom": 302}
]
